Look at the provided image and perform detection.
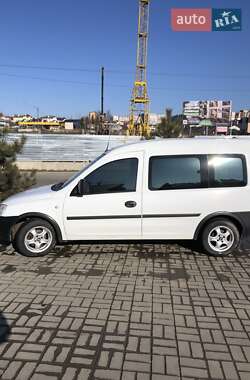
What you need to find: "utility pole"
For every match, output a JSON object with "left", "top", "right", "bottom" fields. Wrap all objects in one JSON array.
[
  {"left": 100, "top": 67, "right": 105, "bottom": 134},
  {"left": 101, "top": 67, "right": 104, "bottom": 116}
]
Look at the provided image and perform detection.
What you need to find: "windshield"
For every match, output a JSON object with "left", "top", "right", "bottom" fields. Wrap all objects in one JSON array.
[{"left": 51, "top": 153, "right": 106, "bottom": 191}]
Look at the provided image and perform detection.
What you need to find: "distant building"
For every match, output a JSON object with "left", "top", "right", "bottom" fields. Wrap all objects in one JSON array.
[
  {"left": 107, "top": 123, "right": 123, "bottom": 135},
  {"left": 232, "top": 110, "right": 250, "bottom": 121},
  {"left": 183, "top": 100, "right": 232, "bottom": 134},
  {"left": 231, "top": 110, "right": 250, "bottom": 134},
  {"left": 113, "top": 113, "right": 163, "bottom": 126},
  {"left": 113, "top": 115, "right": 129, "bottom": 124},
  {"left": 64, "top": 119, "right": 81, "bottom": 130},
  {"left": 183, "top": 101, "right": 206, "bottom": 120},
  {"left": 40, "top": 116, "right": 60, "bottom": 123},
  {"left": 207, "top": 101, "right": 232, "bottom": 122},
  {"left": 0, "top": 115, "right": 12, "bottom": 127},
  {"left": 183, "top": 100, "right": 232, "bottom": 122},
  {"left": 89, "top": 112, "right": 99, "bottom": 123},
  {"left": 149, "top": 113, "right": 164, "bottom": 126},
  {"left": 12, "top": 114, "right": 32, "bottom": 123}
]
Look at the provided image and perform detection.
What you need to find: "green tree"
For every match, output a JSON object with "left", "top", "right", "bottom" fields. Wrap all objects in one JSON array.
[
  {"left": 157, "top": 109, "right": 183, "bottom": 138},
  {"left": 0, "top": 130, "right": 36, "bottom": 201}
]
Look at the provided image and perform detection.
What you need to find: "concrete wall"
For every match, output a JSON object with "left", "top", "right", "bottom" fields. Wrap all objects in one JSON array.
[{"left": 17, "top": 161, "right": 89, "bottom": 172}]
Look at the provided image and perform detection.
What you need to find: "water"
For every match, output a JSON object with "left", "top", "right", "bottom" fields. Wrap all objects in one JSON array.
[{"left": 6, "top": 134, "right": 141, "bottom": 161}]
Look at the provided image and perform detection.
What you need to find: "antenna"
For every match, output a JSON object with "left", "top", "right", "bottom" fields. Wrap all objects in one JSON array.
[{"left": 105, "top": 134, "right": 111, "bottom": 152}]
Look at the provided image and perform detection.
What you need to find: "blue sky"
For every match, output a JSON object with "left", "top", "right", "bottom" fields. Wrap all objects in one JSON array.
[{"left": 0, "top": 0, "right": 249, "bottom": 117}]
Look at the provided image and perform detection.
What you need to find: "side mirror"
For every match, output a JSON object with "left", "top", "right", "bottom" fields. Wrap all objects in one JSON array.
[{"left": 77, "top": 179, "right": 90, "bottom": 196}]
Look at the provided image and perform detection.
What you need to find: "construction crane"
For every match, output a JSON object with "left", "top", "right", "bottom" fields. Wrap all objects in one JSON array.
[{"left": 128, "top": 0, "right": 150, "bottom": 137}]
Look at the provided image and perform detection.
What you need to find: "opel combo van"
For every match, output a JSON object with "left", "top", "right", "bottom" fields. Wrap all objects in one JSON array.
[{"left": 1, "top": 138, "right": 250, "bottom": 257}]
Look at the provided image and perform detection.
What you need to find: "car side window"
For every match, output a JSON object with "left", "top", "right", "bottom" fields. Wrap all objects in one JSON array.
[
  {"left": 208, "top": 155, "right": 247, "bottom": 187},
  {"left": 149, "top": 155, "right": 205, "bottom": 191},
  {"left": 80, "top": 158, "right": 138, "bottom": 195}
]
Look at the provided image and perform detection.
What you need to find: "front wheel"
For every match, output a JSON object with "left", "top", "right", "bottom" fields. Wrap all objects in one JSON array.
[
  {"left": 201, "top": 219, "right": 240, "bottom": 257},
  {"left": 14, "top": 219, "right": 56, "bottom": 257}
]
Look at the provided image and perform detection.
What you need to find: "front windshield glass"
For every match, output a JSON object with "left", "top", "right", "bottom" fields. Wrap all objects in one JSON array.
[{"left": 51, "top": 153, "right": 106, "bottom": 191}]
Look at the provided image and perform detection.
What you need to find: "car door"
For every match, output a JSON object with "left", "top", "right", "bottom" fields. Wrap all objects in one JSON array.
[
  {"left": 63, "top": 151, "right": 143, "bottom": 240},
  {"left": 142, "top": 154, "right": 209, "bottom": 239}
]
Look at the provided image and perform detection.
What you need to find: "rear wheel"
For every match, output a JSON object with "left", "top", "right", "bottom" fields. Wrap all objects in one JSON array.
[
  {"left": 13, "top": 219, "right": 56, "bottom": 257},
  {"left": 201, "top": 219, "right": 240, "bottom": 257}
]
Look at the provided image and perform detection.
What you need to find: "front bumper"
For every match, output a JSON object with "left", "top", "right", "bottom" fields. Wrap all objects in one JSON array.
[{"left": 0, "top": 216, "right": 18, "bottom": 245}]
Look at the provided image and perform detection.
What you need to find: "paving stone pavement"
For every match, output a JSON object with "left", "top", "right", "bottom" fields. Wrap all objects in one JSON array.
[{"left": 1, "top": 242, "right": 250, "bottom": 380}]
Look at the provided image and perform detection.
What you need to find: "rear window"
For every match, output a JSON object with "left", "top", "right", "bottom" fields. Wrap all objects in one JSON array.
[
  {"left": 208, "top": 155, "right": 247, "bottom": 188},
  {"left": 149, "top": 155, "right": 204, "bottom": 190},
  {"left": 149, "top": 154, "right": 247, "bottom": 191}
]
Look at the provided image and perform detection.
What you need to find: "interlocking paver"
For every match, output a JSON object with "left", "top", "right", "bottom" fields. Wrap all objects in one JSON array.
[{"left": 1, "top": 243, "right": 250, "bottom": 379}]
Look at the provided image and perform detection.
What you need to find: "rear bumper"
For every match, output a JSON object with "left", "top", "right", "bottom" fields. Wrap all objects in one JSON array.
[{"left": 0, "top": 216, "right": 18, "bottom": 245}]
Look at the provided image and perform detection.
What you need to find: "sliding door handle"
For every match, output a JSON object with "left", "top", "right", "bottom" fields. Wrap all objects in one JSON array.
[{"left": 125, "top": 201, "right": 137, "bottom": 208}]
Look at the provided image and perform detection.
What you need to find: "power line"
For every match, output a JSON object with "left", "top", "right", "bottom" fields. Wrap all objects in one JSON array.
[
  {"left": 0, "top": 63, "right": 250, "bottom": 79},
  {"left": 149, "top": 72, "right": 250, "bottom": 79},
  {"left": 0, "top": 63, "right": 100, "bottom": 73},
  {"left": 150, "top": 87, "right": 250, "bottom": 93},
  {"left": 1, "top": 72, "right": 250, "bottom": 93},
  {"left": 0, "top": 72, "right": 99, "bottom": 86}
]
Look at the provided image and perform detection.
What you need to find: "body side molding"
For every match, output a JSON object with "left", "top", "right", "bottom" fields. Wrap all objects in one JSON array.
[{"left": 67, "top": 213, "right": 201, "bottom": 221}]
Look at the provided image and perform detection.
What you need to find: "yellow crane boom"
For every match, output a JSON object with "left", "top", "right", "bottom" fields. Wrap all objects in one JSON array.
[{"left": 128, "top": 0, "right": 150, "bottom": 137}]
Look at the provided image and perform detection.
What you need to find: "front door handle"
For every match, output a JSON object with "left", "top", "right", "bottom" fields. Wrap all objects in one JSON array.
[{"left": 125, "top": 201, "right": 137, "bottom": 208}]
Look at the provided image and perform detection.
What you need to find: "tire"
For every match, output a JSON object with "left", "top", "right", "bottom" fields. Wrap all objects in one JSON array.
[
  {"left": 201, "top": 218, "right": 240, "bottom": 257},
  {"left": 13, "top": 219, "right": 56, "bottom": 257}
]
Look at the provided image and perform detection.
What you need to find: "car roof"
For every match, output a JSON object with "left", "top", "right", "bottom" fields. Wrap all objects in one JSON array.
[{"left": 108, "top": 137, "right": 250, "bottom": 156}]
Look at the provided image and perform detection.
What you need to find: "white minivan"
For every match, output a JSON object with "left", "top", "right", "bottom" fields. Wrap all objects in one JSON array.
[{"left": 1, "top": 138, "right": 250, "bottom": 257}]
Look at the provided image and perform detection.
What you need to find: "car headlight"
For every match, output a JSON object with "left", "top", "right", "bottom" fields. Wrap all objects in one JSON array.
[{"left": 0, "top": 204, "right": 7, "bottom": 216}]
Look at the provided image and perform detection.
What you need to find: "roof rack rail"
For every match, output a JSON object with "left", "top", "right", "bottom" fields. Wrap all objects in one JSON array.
[{"left": 194, "top": 135, "right": 250, "bottom": 139}]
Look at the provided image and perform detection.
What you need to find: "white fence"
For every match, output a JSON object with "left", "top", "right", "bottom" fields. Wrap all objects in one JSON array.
[{"left": 7, "top": 134, "right": 141, "bottom": 162}]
